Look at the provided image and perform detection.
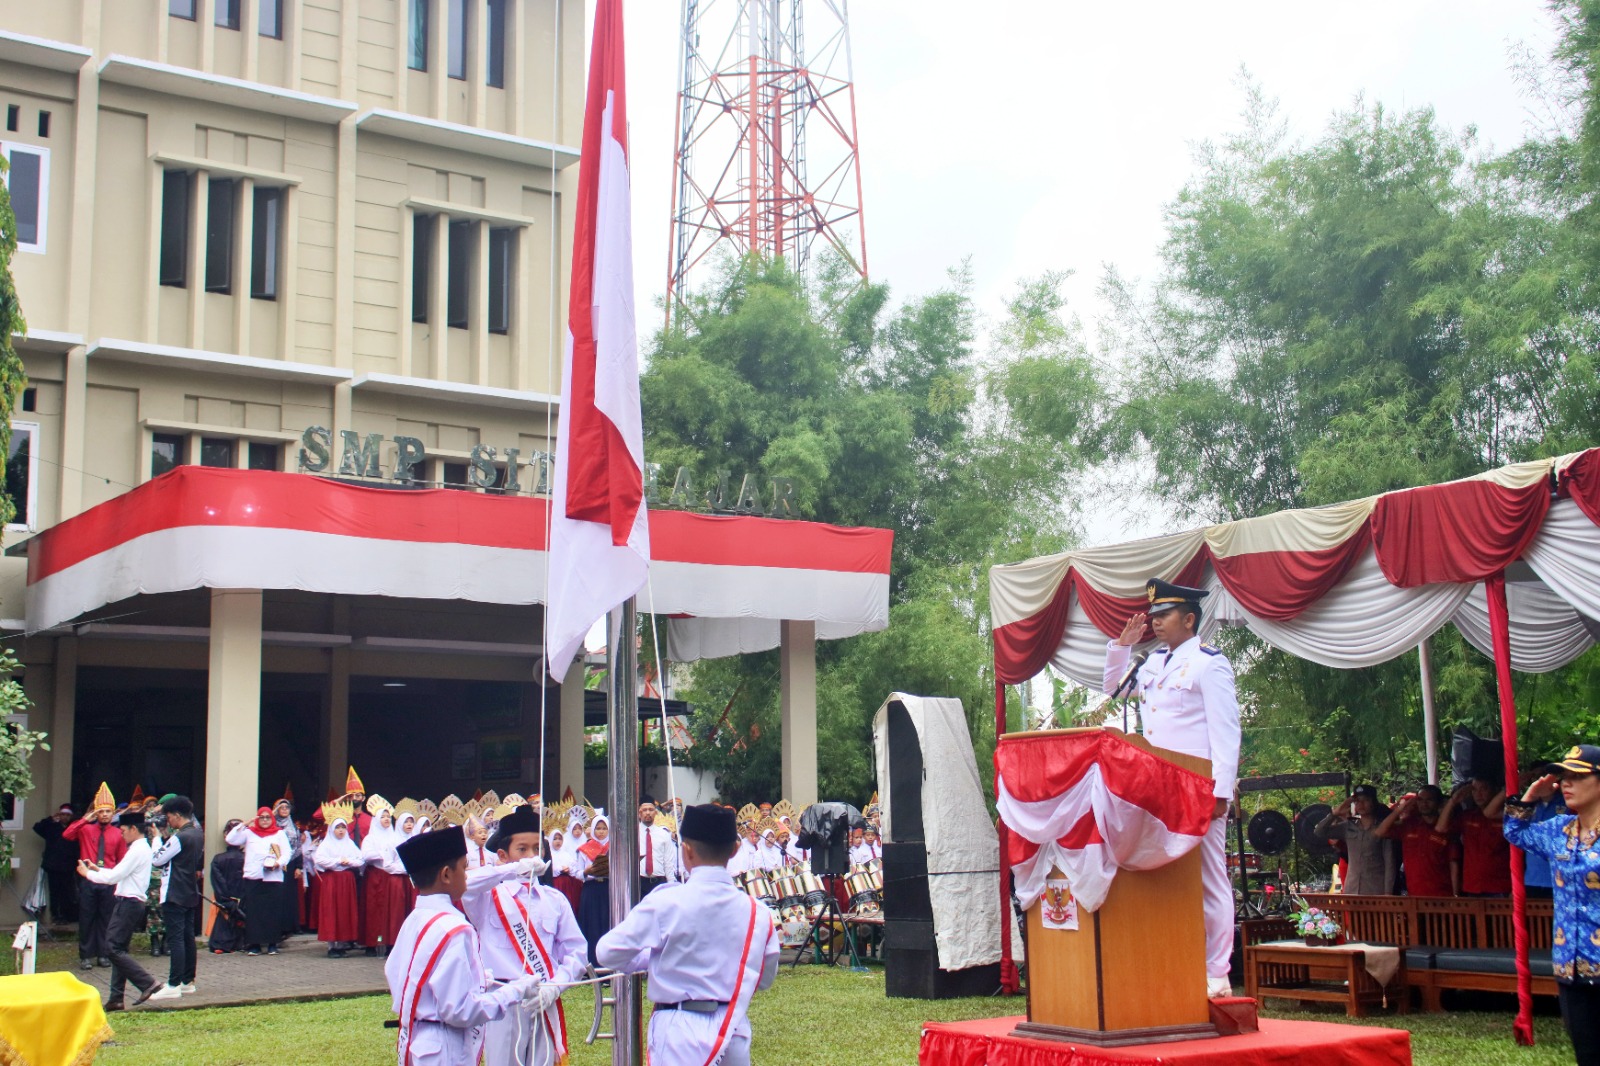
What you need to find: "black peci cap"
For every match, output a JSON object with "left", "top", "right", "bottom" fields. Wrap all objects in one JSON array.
[
  {"left": 397, "top": 825, "right": 468, "bottom": 879},
  {"left": 488, "top": 806, "right": 540, "bottom": 851},
  {"left": 115, "top": 810, "right": 146, "bottom": 831},
  {"left": 680, "top": 803, "right": 737, "bottom": 847}
]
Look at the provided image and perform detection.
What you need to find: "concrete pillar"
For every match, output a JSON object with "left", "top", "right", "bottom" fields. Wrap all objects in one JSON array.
[
  {"left": 559, "top": 658, "right": 586, "bottom": 799},
  {"left": 323, "top": 645, "right": 350, "bottom": 797},
  {"left": 205, "top": 589, "right": 263, "bottom": 869},
  {"left": 780, "top": 620, "right": 818, "bottom": 806}
]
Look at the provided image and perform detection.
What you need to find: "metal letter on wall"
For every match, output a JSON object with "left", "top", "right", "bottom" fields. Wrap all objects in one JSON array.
[
  {"left": 708, "top": 470, "right": 732, "bottom": 510},
  {"left": 668, "top": 467, "right": 694, "bottom": 508},
  {"left": 733, "top": 473, "right": 763, "bottom": 514},
  {"left": 392, "top": 436, "right": 427, "bottom": 483},
  {"left": 643, "top": 462, "right": 662, "bottom": 503},
  {"left": 298, "top": 426, "right": 332, "bottom": 472},
  {"left": 338, "top": 431, "right": 385, "bottom": 478},
  {"left": 768, "top": 477, "right": 796, "bottom": 517},
  {"left": 528, "top": 451, "right": 553, "bottom": 496},
  {"left": 469, "top": 444, "right": 499, "bottom": 489},
  {"left": 500, "top": 448, "right": 522, "bottom": 494}
]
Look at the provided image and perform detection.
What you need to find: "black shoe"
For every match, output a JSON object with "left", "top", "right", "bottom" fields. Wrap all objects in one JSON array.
[
  {"left": 103, "top": 999, "right": 125, "bottom": 1013},
  {"left": 327, "top": 948, "right": 346, "bottom": 958},
  {"left": 79, "top": 960, "right": 94, "bottom": 971},
  {"left": 267, "top": 945, "right": 279, "bottom": 955},
  {"left": 97, "top": 956, "right": 111, "bottom": 967},
  {"left": 132, "top": 985, "right": 159, "bottom": 1006},
  {"left": 365, "top": 946, "right": 377, "bottom": 957}
]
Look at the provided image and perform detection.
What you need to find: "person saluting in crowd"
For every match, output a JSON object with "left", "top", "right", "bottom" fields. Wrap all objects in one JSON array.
[
  {"left": 1503, "top": 745, "right": 1600, "bottom": 1066},
  {"left": 596, "top": 803, "right": 779, "bottom": 1066},
  {"left": 1105, "top": 579, "right": 1240, "bottom": 999}
]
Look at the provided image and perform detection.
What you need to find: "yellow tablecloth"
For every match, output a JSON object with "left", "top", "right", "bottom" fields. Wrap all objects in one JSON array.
[{"left": 0, "top": 972, "right": 112, "bottom": 1066}]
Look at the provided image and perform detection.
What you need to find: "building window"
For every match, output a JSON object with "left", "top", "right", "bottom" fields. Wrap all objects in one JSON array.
[
  {"left": 448, "top": 0, "right": 469, "bottom": 80},
  {"left": 447, "top": 219, "right": 474, "bottom": 330},
  {"left": 169, "top": 0, "right": 196, "bottom": 18},
  {"left": 2, "top": 143, "right": 48, "bottom": 254},
  {"left": 5, "top": 106, "right": 16, "bottom": 132},
  {"left": 487, "top": 0, "right": 508, "bottom": 88},
  {"left": 205, "top": 178, "right": 236, "bottom": 294},
  {"left": 260, "top": 0, "right": 284, "bottom": 38},
  {"left": 20, "top": 388, "right": 35, "bottom": 412},
  {"left": 248, "top": 441, "right": 281, "bottom": 471},
  {"left": 160, "top": 170, "right": 191, "bottom": 287},
  {"left": 152, "top": 433, "right": 185, "bottom": 478},
  {"left": 215, "top": 0, "right": 241, "bottom": 29},
  {"left": 412, "top": 213, "right": 433, "bottom": 323},
  {"left": 488, "top": 227, "right": 514, "bottom": 334},
  {"left": 6, "top": 422, "right": 38, "bottom": 532},
  {"left": 409, "top": 0, "right": 430, "bottom": 71},
  {"left": 443, "top": 461, "right": 469, "bottom": 489},
  {"left": 251, "top": 186, "right": 282, "bottom": 300},
  {"left": 36, "top": 112, "right": 49, "bottom": 138},
  {"left": 200, "top": 437, "right": 235, "bottom": 468}
]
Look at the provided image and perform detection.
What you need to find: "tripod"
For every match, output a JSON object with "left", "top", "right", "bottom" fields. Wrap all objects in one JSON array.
[{"left": 787, "top": 873, "right": 864, "bottom": 970}]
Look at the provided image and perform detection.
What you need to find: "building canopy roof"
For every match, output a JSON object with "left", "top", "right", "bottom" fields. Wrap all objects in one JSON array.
[{"left": 25, "top": 467, "right": 892, "bottom": 661}]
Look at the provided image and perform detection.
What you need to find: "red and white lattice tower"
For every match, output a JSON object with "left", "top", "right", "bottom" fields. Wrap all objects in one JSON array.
[{"left": 666, "top": 0, "right": 867, "bottom": 317}]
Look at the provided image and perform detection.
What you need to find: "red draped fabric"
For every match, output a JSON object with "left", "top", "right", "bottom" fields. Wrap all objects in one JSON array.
[
  {"left": 1371, "top": 478, "right": 1550, "bottom": 588},
  {"left": 1210, "top": 527, "right": 1370, "bottom": 620},
  {"left": 1560, "top": 448, "right": 1600, "bottom": 528},
  {"left": 994, "top": 577, "right": 1074, "bottom": 684},
  {"left": 1072, "top": 555, "right": 1211, "bottom": 638}
]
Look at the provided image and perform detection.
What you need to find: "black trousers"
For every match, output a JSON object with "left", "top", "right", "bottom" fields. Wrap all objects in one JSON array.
[
  {"left": 78, "top": 880, "right": 114, "bottom": 959},
  {"left": 162, "top": 902, "right": 199, "bottom": 986},
  {"left": 1562, "top": 983, "right": 1600, "bottom": 1066},
  {"left": 640, "top": 875, "right": 667, "bottom": 897},
  {"left": 46, "top": 869, "right": 79, "bottom": 923},
  {"left": 105, "top": 897, "right": 156, "bottom": 1001}
]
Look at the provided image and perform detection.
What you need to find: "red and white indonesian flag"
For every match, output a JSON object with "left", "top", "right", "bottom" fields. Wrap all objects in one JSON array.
[
  {"left": 996, "top": 731, "right": 1215, "bottom": 913},
  {"left": 546, "top": 0, "right": 649, "bottom": 681}
]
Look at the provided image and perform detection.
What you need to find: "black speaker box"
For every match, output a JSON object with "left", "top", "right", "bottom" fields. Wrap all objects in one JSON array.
[
  {"left": 881, "top": 842, "right": 932, "bottom": 922},
  {"left": 884, "top": 919, "right": 1001, "bottom": 999}
]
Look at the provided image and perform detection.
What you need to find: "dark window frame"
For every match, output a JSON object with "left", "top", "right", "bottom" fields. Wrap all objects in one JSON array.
[
  {"left": 151, "top": 433, "right": 186, "bottom": 479},
  {"left": 160, "top": 169, "right": 192, "bottom": 288},
  {"left": 169, "top": 0, "right": 197, "bottom": 19},
  {"left": 409, "top": 0, "right": 430, "bottom": 71},
  {"left": 487, "top": 0, "right": 508, "bottom": 88},
  {"left": 259, "top": 0, "right": 284, "bottom": 38},
  {"left": 446, "top": 218, "right": 474, "bottom": 330},
  {"left": 200, "top": 437, "right": 236, "bottom": 469},
  {"left": 251, "top": 185, "right": 283, "bottom": 301},
  {"left": 412, "top": 213, "right": 434, "bottom": 324},
  {"left": 215, "top": 0, "right": 241, "bottom": 29},
  {"left": 205, "top": 177, "right": 237, "bottom": 295},
  {"left": 488, "top": 227, "right": 514, "bottom": 334},
  {"left": 448, "top": 0, "right": 469, "bottom": 80}
]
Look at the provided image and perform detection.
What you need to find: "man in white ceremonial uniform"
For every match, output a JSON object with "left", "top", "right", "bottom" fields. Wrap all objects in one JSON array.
[
  {"left": 460, "top": 807, "right": 587, "bottom": 1066},
  {"left": 596, "top": 804, "right": 779, "bottom": 1066},
  {"left": 1104, "top": 578, "right": 1241, "bottom": 999},
  {"left": 639, "top": 797, "right": 676, "bottom": 895},
  {"left": 384, "top": 827, "right": 541, "bottom": 1066}
]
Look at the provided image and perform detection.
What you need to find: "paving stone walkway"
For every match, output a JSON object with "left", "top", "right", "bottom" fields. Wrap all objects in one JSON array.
[{"left": 43, "top": 931, "right": 388, "bottom": 1011}]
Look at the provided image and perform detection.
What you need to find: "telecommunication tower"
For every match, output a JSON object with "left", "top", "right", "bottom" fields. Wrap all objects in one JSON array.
[{"left": 666, "top": 0, "right": 868, "bottom": 318}]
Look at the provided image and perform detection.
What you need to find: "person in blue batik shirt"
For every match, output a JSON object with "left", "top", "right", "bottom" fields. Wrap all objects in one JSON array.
[{"left": 1504, "top": 744, "right": 1600, "bottom": 1066}]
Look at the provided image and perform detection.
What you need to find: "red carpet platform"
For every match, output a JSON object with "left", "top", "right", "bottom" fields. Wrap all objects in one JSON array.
[{"left": 919, "top": 1015, "right": 1412, "bottom": 1066}]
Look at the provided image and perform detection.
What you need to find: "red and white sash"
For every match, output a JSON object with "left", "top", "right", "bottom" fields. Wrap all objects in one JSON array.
[
  {"left": 687, "top": 897, "right": 773, "bottom": 1066},
  {"left": 491, "top": 882, "right": 570, "bottom": 1063},
  {"left": 395, "top": 912, "right": 476, "bottom": 1066}
]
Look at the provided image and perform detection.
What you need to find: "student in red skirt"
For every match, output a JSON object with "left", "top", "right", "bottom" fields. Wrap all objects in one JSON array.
[
  {"left": 359, "top": 800, "right": 403, "bottom": 957},
  {"left": 314, "top": 806, "right": 364, "bottom": 957}
]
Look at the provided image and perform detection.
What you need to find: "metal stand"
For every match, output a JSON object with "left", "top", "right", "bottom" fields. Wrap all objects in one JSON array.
[{"left": 787, "top": 874, "right": 864, "bottom": 970}]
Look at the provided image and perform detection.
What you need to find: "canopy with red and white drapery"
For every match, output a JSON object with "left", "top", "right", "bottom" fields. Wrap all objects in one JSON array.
[
  {"left": 985, "top": 446, "right": 1600, "bottom": 1040},
  {"left": 23, "top": 467, "right": 893, "bottom": 660}
]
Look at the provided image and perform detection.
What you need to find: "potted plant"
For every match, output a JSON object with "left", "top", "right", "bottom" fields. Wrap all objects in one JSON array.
[{"left": 1290, "top": 897, "right": 1342, "bottom": 947}]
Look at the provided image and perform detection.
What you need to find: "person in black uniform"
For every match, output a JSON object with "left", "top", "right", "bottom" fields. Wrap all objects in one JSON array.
[{"left": 32, "top": 803, "right": 80, "bottom": 924}]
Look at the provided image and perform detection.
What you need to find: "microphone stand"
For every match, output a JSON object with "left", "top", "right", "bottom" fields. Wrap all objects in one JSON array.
[{"left": 1111, "top": 650, "right": 1148, "bottom": 735}]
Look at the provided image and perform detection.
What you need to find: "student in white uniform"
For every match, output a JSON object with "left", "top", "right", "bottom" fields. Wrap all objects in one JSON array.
[
  {"left": 384, "top": 827, "right": 542, "bottom": 1066},
  {"left": 1104, "top": 578, "right": 1240, "bottom": 999},
  {"left": 596, "top": 804, "right": 779, "bottom": 1066},
  {"left": 78, "top": 810, "right": 160, "bottom": 1010},
  {"left": 460, "top": 807, "right": 587, "bottom": 1066}
]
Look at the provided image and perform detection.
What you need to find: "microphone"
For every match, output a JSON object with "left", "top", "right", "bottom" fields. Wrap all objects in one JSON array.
[{"left": 1112, "top": 651, "right": 1149, "bottom": 698}]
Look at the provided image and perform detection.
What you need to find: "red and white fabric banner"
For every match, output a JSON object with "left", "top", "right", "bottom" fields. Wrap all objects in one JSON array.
[
  {"left": 991, "top": 449, "right": 1600, "bottom": 686},
  {"left": 545, "top": 0, "right": 649, "bottom": 681},
  {"left": 995, "top": 730, "right": 1215, "bottom": 913},
  {"left": 23, "top": 468, "right": 892, "bottom": 655}
]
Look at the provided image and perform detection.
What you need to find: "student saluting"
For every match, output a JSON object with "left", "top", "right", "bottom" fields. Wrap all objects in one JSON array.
[{"left": 596, "top": 803, "right": 779, "bottom": 1066}]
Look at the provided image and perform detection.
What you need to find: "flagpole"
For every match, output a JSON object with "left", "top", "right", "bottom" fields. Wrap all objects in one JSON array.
[{"left": 608, "top": 598, "right": 643, "bottom": 1066}]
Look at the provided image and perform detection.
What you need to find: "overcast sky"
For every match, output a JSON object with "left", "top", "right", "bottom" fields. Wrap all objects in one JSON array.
[{"left": 599, "top": 0, "right": 1561, "bottom": 547}]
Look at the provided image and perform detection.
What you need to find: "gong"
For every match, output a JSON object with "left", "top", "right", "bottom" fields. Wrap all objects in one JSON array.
[{"left": 1247, "top": 809, "right": 1293, "bottom": 856}]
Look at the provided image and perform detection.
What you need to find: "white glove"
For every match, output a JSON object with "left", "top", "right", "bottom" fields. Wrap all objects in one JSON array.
[
  {"left": 505, "top": 975, "right": 540, "bottom": 1005},
  {"left": 515, "top": 976, "right": 551, "bottom": 1009},
  {"left": 529, "top": 982, "right": 561, "bottom": 1014},
  {"left": 515, "top": 856, "right": 548, "bottom": 879}
]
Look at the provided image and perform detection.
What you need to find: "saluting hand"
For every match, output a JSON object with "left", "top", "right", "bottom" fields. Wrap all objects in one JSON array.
[
  {"left": 1520, "top": 774, "right": 1559, "bottom": 805},
  {"left": 1116, "top": 613, "right": 1148, "bottom": 647}
]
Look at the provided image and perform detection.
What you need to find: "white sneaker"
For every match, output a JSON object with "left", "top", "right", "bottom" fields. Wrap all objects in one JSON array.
[
  {"left": 1206, "top": 976, "right": 1234, "bottom": 998},
  {"left": 147, "top": 985, "right": 184, "bottom": 1002},
  {"left": 178, "top": 983, "right": 197, "bottom": 994}
]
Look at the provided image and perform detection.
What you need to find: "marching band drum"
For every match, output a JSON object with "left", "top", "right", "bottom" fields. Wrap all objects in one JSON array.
[{"left": 845, "top": 859, "right": 882, "bottom": 917}]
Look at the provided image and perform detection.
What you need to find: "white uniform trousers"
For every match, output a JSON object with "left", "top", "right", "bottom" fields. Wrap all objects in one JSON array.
[
  {"left": 1200, "top": 816, "right": 1231, "bottom": 979},
  {"left": 646, "top": 1005, "right": 751, "bottom": 1066},
  {"left": 401, "top": 1019, "right": 483, "bottom": 1066},
  {"left": 483, "top": 1007, "right": 558, "bottom": 1066}
]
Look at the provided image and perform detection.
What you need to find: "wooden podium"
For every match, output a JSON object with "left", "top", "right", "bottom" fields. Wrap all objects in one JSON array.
[{"left": 1006, "top": 728, "right": 1218, "bottom": 1047}]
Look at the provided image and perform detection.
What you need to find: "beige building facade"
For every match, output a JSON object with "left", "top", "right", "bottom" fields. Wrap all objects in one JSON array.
[{"left": 0, "top": 0, "right": 598, "bottom": 913}]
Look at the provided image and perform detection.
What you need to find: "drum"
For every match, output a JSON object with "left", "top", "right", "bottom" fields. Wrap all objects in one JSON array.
[
  {"left": 846, "top": 868, "right": 879, "bottom": 915},
  {"left": 775, "top": 872, "right": 805, "bottom": 914},
  {"left": 798, "top": 869, "right": 829, "bottom": 915},
  {"left": 742, "top": 872, "right": 776, "bottom": 907},
  {"left": 867, "top": 859, "right": 883, "bottom": 893}
]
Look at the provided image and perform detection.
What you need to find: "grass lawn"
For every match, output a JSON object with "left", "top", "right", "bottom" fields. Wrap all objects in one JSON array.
[{"left": 74, "top": 966, "right": 1576, "bottom": 1066}]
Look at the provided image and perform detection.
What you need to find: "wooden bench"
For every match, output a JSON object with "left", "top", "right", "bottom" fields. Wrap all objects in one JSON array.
[{"left": 1297, "top": 894, "right": 1558, "bottom": 1010}]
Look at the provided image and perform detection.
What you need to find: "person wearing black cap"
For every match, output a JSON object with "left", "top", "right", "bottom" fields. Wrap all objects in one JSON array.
[
  {"left": 1314, "top": 785, "right": 1397, "bottom": 894},
  {"left": 1504, "top": 745, "right": 1600, "bottom": 1066},
  {"left": 384, "top": 826, "right": 545, "bottom": 1066},
  {"left": 77, "top": 810, "right": 160, "bottom": 1010},
  {"left": 1106, "top": 577, "right": 1241, "bottom": 999},
  {"left": 596, "top": 803, "right": 778, "bottom": 1066},
  {"left": 459, "top": 806, "right": 586, "bottom": 1066}
]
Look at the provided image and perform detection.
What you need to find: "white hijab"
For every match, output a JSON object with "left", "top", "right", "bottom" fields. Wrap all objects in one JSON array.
[
  {"left": 317, "top": 820, "right": 363, "bottom": 867},
  {"left": 361, "top": 811, "right": 399, "bottom": 863}
]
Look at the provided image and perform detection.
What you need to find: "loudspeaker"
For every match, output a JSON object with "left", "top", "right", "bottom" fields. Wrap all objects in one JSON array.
[
  {"left": 884, "top": 920, "right": 1000, "bottom": 999},
  {"left": 886, "top": 700, "right": 924, "bottom": 840},
  {"left": 882, "top": 842, "right": 931, "bottom": 922}
]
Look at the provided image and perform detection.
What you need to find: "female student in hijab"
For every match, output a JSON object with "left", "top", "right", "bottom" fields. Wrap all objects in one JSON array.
[
  {"left": 313, "top": 816, "right": 363, "bottom": 957},
  {"left": 359, "top": 803, "right": 399, "bottom": 957},
  {"left": 550, "top": 822, "right": 584, "bottom": 915},
  {"left": 575, "top": 813, "right": 612, "bottom": 964},
  {"left": 208, "top": 820, "right": 246, "bottom": 955},
  {"left": 224, "top": 808, "right": 292, "bottom": 956}
]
